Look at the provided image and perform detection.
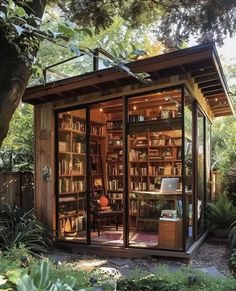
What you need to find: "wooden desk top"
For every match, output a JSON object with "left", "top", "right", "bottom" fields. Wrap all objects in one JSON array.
[{"left": 131, "top": 190, "right": 192, "bottom": 196}]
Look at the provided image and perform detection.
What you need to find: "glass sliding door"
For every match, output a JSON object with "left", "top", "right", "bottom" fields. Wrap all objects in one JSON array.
[
  {"left": 89, "top": 99, "right": 124, "bottom": 246},
  {"left": 184, "top": 91, "right": 194, "bottom": 248},
  {"left": 127, "top": 88, "right": 183, "bottom": 250},
  {"left": 57, "top": 108, "right": 88, "bottom": 242},
  {"left": 196, "top": 110, "right": 205, "bottom": 237}
]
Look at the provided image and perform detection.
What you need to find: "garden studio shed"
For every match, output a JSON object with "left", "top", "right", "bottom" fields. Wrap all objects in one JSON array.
[{"left": 23, "top": 43, "right": 234, "bottom": 260}]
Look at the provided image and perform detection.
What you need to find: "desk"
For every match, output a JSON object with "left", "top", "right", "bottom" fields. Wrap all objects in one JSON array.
[{"left": 131, "top": 190, "right": 192, "bottom": 231}]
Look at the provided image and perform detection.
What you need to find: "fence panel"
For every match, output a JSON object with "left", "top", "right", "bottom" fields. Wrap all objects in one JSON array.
[{"left": 0, "top": 172, "right": 34, "bottom": 211}]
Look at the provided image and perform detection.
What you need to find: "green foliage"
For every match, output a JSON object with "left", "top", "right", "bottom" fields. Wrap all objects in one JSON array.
[
  {"left": 0, "top": 206, "right": 52, "bottom": 255},
  {"left": 211, "top": 58, "right": 236, "bottom": 188},
  {"left": 229, "top": 220, "right": 236, "bottom": 249},
  {"left": 117, "top": 266, "right": 236, "bottom": 290},
  {"left": 207, "top": 194, "right": 236, "bottom": 230},
  {"left": 1, "top": 253, "right": 236, "bottom": 291},
  {"left": 230, "top": 249, "right": 236, "bottom": 270},
  {"left": 60, "top": 0, "right": 236, "bottom": 49},
  {"left": 31, "top": 16, "right": 161, "bottom": 85},
  {"left": 4, "top": 260, "right": 77, "bottom": 291},
  {"left": 2, "top": 244, "right": 33, "bottom": 263},
  {"left": 0, "top": 104, "right": 34, "bottom": 172}
]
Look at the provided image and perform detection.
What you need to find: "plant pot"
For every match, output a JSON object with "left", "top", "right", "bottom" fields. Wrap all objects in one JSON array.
[{"left": 212, "top": 228, "right": 228, "bottom": 238}]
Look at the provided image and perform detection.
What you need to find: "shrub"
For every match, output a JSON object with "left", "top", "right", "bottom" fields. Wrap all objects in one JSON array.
[
  {"left": 230, "top": 249, "right": 236, "bottom": 271},
  {"left": 117, "top": 267, "right": 236, "bottom": 291},
  {"left": 0, "top": 205, "right": 52, "bottom": 255},
  {"left": 228, "top": 220, "right": 236, "bottom": 249},
  {"left": 207, "top": 193, "right": 236, "bottom": 230}
]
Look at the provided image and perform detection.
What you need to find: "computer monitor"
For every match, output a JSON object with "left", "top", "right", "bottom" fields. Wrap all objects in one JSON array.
[{"left": 160, "top": 178, "right": 179, "bottom": 193}]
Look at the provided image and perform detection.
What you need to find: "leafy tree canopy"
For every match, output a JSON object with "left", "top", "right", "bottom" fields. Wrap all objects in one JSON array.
[
  {"left": 59, "top": 0, "right": 236, "bottom": 48},
  {"left": 0, "top": 103, "right": 33, "bottom": 172}
]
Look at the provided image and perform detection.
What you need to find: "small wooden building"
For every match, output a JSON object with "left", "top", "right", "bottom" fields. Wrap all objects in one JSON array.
[{"left": 23, "top": 43, "right": 234, "bottom": 260}]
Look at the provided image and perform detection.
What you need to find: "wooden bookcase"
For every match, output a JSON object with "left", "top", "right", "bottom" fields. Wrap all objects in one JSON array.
[
  {"left": 106, "top": 120, "right": 123, "bottom": 210},
  {"left": 127, "top": 117, "right": 187, "bottom": 228},
  {"left": 129, "top": 132, "right": 183, "bottom": 192},
  {"left": 58, "top": 112, "right": 105, "bottom": 236}
]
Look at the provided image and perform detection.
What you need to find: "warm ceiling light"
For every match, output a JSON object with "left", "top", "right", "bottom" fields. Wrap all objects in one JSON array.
[
  {"left": 145, "top": 98, "right": 148, "bottom": 102},
  {"left": 99, "top": 108, "right": 103, "bottom": 112},
  {"left": 215, "top": 98, "right": 218, "bottom": 102},
  {"left": 159, "top": 106, "right": 162, "bottom": 110},
  {"left": 133, "top": 105, "right": 137, "bottom": 110}
]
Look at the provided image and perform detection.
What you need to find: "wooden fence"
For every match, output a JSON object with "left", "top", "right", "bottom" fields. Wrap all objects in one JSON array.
[{"left": 0, "top": 172, "right": 34, "bottom": 211}]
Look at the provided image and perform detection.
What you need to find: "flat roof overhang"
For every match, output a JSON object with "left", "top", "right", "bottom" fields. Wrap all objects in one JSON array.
[{"left": 23, "top": 43, "right": 234, "bottom": 117}]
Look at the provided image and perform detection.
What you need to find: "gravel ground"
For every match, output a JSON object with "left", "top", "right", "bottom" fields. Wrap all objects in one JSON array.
[
  {"left": 47, "top": 237, "right": 232, "bottom": 277},
  {"left": 190, "top": 237, "right": 231, "bottom": 275}
]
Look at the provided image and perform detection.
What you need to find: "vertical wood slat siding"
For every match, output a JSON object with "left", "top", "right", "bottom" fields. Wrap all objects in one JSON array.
[
  {"left": 0, "top": 172, "right": 33, "bottom": 211},
  {"left": 35, "top": 104, "right": 55, "bottom": 232}
]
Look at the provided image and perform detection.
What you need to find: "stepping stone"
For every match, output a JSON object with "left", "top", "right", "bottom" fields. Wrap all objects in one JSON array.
[
  {"left": 195, "top": 266, "right": 225, "bottom": 278},
  {"left": 110, "top": 258, "right": 133, "bottom": 267}
]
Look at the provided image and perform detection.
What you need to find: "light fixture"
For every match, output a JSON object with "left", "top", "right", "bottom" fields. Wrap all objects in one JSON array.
[
  {"left": 99, "top": 108, "right": 103, "bottom": 112},
  {"left": 165, "top": 96, "right": 181, "bottom": 107},
  {"left": 215, "top": 98, "right": 218, "bottom": 102},
  {"left": 159, "top": 106, "right": 162, "bottom": 110},
  {"left": 145, "top": 98, "right": 148, "bottom": 102},
  {"left": 133, "top": 105, "right": 137, "bottom": 110}
]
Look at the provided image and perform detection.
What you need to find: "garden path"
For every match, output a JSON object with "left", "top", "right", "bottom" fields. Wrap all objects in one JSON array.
[{"left": 47, "top": 237, "right": 230, "bottom": 279}]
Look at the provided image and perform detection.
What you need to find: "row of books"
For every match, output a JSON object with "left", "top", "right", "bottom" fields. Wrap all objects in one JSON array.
[
  {"left": 72, "top": 141, "right": 85, "bottom": 153},
  {"left": 59, "top": 178, "right": 85, "bottom": 193},
  {"left": 59, "top": 216, "right": 85, "bottom": 236},
  {"left": 59, "top": 140, "right": 70, "bottom": 152},
  {"left": 130, "top": 167, "right": 148, "bottom": 176},
  {"left": 107, "top": 120, "right": 122, "bottom": 131},
  {"left": 59, "top": 159, "right": 71, "bottom": 175},
  {"left": 107, "top": 179, "right": 123, "bottom": 190},
  {"left": 173, "top": 163, "right": 182, "bottom": 176},
  {"left": 129, "top": 149, "right": 148, "bottom": 161},
  {"left": 130, "top": 181, "right": 148, "bottom": 191},
  {"left": 59, "top": 117, "right": 104, "bottom": 137},
  {"left": 59, "top": 117, "right": 71, "bottom": 129},
  {"left": 149, "top": 138, "right": 181, "bottom": 147},
  {"left": 90, "top": 124, "right": 104, "bottom": 136},
  {"left": 148, "top": 164, "right": 171, "bottom": 176},
  {"left": 107, "top": 164, "right": 123, "bottom": 175}
]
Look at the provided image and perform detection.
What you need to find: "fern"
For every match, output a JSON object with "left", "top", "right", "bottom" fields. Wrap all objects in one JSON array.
[{"left": 207, "top": 194, "right": 236, "bottom": 230}]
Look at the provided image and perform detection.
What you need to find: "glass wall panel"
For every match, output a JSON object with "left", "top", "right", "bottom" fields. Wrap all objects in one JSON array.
[
  {"left": 128, "top": 89, "right": 183, "bottom": 250},
  {"left": 90, "top": 99, "right": 124, "bottom": 246},
  {"left": 197, "top": 110, "right": 205, "bottom": 236},
  {"left": 206, "top": 120, "right": 211, "bottom": 201},
  {"left": 57, "top": 108, "right": 87, "bottom": 242},
  {"left": 184, "top": 91, "right": 193, "bottom": 248}
]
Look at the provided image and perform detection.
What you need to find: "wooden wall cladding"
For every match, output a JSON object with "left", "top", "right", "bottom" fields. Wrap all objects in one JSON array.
[{"left": 35, "top": 104, "right": 56, "bottom": 232}]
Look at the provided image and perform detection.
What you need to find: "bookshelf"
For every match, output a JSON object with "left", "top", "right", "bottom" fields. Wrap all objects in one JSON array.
[
  {"left": 58, "top": 112, "right": 105, "bottom": 237},
  {"left": 106, "top": 120, "right": 123, "bottom": 210},
  {"left": 129, "top": 132, "right": 184, "bottom": 192}
]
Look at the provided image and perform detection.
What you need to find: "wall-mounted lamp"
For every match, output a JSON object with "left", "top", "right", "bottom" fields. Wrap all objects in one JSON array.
[{"left": 42, "top": 165, "right": 51, "bottom": 181}]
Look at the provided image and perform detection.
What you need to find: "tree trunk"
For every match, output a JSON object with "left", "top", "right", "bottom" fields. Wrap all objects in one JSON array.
[{"left": 0, "top": 0, "right": 47, "bottom": 148}]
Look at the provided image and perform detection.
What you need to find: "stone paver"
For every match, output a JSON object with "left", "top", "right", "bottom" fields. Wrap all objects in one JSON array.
[{"left": 47, "top": 239, "right": 230, "bottom": 279}]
